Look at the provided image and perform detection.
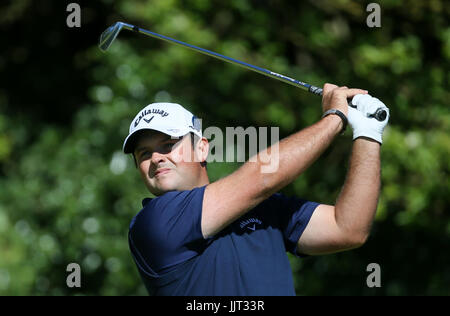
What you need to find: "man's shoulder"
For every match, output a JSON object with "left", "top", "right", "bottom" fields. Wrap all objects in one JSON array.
[
  {"left": 258, "top": 192, "right": 290, "bottom": 207},
  {"left": 133, "top": 186, "right": 207, "bottom": 223},
  {"left": 265, "top": 192, "right": 311, "bottom": 206}
]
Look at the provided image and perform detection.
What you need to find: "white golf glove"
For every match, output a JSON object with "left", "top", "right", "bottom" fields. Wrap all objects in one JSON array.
[{"left": 347, "top": 94, "right": 390, "bottom": 144}]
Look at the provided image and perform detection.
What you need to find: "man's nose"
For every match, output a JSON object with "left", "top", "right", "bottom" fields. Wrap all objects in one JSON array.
[{"left": 151, "top": 151, "right": 166, "bottom": 165}]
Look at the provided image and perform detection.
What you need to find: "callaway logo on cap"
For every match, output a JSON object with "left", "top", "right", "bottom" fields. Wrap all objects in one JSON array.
[{"left": 123, "top": 102, "right": 202, "bottom": 153}]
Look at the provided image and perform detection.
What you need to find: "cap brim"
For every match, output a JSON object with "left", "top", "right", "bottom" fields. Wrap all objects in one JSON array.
[{"left": 122, "top": 126, "right": 190, "bottom": 154}]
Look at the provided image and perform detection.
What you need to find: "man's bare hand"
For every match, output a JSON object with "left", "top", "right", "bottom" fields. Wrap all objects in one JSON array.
[{"left": 322, "top": 83, "right": 368, "bottom": 117}]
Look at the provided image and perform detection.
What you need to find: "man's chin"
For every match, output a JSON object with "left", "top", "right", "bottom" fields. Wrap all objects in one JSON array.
[{"left": 148, "top": 181, "right": 178, "bottom": 196}]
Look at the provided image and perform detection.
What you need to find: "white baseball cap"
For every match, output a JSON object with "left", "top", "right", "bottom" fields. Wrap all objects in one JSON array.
[{"left": 123, "top": 102, "right": 202, "bottom": 154}]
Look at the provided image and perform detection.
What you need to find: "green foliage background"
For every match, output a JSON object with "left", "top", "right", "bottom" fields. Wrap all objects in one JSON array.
[{"left": 0, "top": 0, "right": 448, "bottom": 295}]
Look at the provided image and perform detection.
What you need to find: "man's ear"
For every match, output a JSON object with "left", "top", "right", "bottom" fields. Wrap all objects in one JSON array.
[{"left": 197, "top": 137, "right": 209, "bottom": 163}]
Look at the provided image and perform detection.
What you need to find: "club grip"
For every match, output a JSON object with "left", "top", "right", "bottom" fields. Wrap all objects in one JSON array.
[
  {"left": 371, "top": 108, "right": 387, "bottom": 121},
  {"left": 310, "top": 86, "right": 386, "bottom": 121},
  {"left": 348, "top": 99, "right": 387, "bottom": 121},
  {"left": 308, "top": 86, "right": 323, "bottom": 96}
]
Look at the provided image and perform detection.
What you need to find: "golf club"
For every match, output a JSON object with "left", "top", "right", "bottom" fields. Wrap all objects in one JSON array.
[{"left": 99, "top": 21, "right": 387, "bottom": 121}]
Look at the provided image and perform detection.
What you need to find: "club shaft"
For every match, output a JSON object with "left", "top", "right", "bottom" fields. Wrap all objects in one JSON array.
[
  {"left": 114, "top": 22, "right": 385, "bottom": 121},
  {"left": 120, "top": 23, "right": 323, "bottom": 96}
]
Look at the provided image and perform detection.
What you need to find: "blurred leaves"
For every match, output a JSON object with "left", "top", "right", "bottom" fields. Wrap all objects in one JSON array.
[{"left": 0, "top": 0, "right": 449, "bottom": 295}]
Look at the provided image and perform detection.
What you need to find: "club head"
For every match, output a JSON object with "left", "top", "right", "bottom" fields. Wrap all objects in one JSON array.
[{"left": 99, "top": 22, "right": 125, "bottom": 51}]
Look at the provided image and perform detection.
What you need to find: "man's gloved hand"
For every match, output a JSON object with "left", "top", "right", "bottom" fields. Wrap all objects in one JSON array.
[{"left": 348, "top": 94, "right": 390, "bottom": 144}]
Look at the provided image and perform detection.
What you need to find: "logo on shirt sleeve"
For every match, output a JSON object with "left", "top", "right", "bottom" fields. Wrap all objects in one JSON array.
[{"left": 239, "top": 218, "right": 262, "bottom": 232}]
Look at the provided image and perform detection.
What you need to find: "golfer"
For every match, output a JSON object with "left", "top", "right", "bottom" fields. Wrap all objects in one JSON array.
[{"left": 124, "top": 84, "right": 390, "bottom": 295}]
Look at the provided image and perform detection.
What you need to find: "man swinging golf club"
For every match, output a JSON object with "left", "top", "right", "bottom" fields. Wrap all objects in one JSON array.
[{"left": 124, "top": 84, "right": 389, "bottom": 295}]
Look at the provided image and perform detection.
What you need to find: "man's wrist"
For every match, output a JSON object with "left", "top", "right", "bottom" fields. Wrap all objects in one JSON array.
[
  {"left": 321, "top": 113, "right": 343, "bottom": 135},
  {"left": 354, "top": 136, "right": 382, "bottom": 145},
  {"left": 322, "top": 109, "right": 347, "bottom": 135},
  {"left": 353, "top": 132, "right": 383, "bottom": 145}
]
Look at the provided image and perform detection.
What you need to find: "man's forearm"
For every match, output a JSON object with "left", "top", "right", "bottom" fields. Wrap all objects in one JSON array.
[
  {"left": 335, "top": 138, "right": 381, "bottom": 241},
  {"left": 255, "top": 114, "right": 343, "bottom": 197},
  {"left": 201, "top": 114, "right": 344, "bottom": 238}
]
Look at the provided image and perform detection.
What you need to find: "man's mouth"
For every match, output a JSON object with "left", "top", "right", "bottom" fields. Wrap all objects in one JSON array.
[{"left": 154, "top": 168, "right": 171, "bottom": 177}]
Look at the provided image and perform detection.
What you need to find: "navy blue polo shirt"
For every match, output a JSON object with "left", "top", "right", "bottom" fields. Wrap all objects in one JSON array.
[{"left": 128, "top": 185, "right": 319, "bottom": 296}]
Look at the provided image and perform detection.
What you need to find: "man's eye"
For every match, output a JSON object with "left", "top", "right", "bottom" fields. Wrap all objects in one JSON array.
[
  {"left": 164, "top": 143, "right": 175, "bottom": 150},
  {"left": 140, "top": 151, "right": 152, "bottom": 159},
  {"left": 160, "top": 142, "right": 178, "bottom": 152}
]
